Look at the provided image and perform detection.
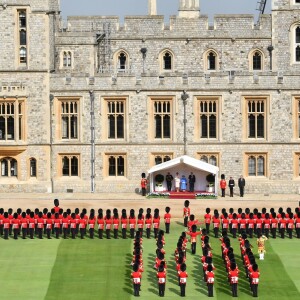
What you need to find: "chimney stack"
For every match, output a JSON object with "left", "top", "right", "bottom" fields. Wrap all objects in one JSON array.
[
  {"left": 148, "top": 0, "right": 157, "bottom": 15},
  {"left": 179, "top": 0, "right": 200, "bottom": 18}
]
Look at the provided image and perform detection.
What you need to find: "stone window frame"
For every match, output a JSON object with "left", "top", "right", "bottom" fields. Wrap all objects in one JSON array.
[
  {"left": 113, "top": 49, "right": 130, "bottom": 73},
  {"left": 249, "top": 49, "right": 264, "bottom": 71},
  {"left": 0, "top": 157, "right": 18, "bottom": 178},
  {"left": 203, "top": 49, "right": 219, "bottom": 71},
  {"left": 293, "top": 152, "right": 300, "bottom": 178},
  {"left": 29, "top": 157, "right": 37, "bottom": 178},
  {"left": 197, "top": 152, "right": 220, "bottom": 167},
  {"left": 290, "top": 22, "right": 300, "bottom": 64},
  {"left": 103, "top": 153, "right": 127, "bottom": 178},
  {"left": 101, "top": 96, "right": 128, "bottom": 141},
  {"left": 194, "top": 96, "right": 221, "bottom": 141},
  {"left": 55, "top": 97, "right": 81, "bottom": 142},
  {"left": 159, "top": 49, "right": 175, "bottom": 72},
  {"left": 294, "top": 0, "right": 300, "bottom": 4},
  {"left": 242, "top": 96, "right": 269, "bottom": 142},
  {"left": 292, "top": 96, "right": 300, "bottom": 139},
  {"left": 244, "top": 152, "right": 268, "bottom": 178},
  {"left": 0, "top": 97, "right": 26, "bottom": 142},
  {"left": 60, "top": 50, "right": 73, "bottom": 69},
  {"left": 148, "top": 96, "right": 175, "bottom": 142},
  {"left": 58, "top": 154, "right": 80, "bottom": 177},
  {"left": 150, "top": 153, "right": 174, "bottom": 167},
  {"left": 17, "top": 9, "right": 28, "bottom": 66}
]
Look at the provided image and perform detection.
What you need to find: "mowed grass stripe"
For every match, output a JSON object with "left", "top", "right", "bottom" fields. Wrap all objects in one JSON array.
[
  {"left": 45, "top": 237, "right": 132, "bottom": 300},
  {"left": 0, "top": 239, "right": 61, "bottom": 300}
]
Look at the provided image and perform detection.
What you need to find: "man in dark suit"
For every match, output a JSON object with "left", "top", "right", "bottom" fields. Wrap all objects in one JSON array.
[
  {"left": 188, "top": 172, "right": 196, "bottom": 192},
  {"left": 238, "top": 175, "right": 246, "bottom": 197}
]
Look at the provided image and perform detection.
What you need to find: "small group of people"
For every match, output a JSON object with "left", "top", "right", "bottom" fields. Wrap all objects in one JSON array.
[
  {"left": 220, "top": 175, "right": 246, "bottom": 197},
  {"left": 166, "top": 172, "right": 196, "bottom": 192}
]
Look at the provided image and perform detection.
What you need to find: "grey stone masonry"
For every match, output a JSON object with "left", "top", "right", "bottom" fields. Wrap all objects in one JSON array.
[{"left": 1, "top": 0, "right": 300, "bottom": 194}]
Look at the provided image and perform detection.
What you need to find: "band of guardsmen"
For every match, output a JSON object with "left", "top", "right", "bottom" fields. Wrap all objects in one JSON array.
[{"left": 1, "top": 199, "right": 300, "bottom": 297}]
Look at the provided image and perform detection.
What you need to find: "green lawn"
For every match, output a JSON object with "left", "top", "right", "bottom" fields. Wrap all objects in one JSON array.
[{"left": 0, "top": 224, "right": 299, "bottom": 300}]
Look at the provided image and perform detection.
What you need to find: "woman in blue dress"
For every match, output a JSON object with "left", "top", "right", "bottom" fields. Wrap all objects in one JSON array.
[{"left": 180, "top": 175, "right": 187, "bottom": 191}]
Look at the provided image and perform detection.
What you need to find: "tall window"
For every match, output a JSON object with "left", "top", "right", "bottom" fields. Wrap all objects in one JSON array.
[
  {"left": 107, "top": 100, "right": 125, "bottom": 139},
  {"left": 154, "top": 154, "right": 172, "bottom": 165},
  {"left": 207, "top": 51, "right": 216, "bottom": 70},
  {"left": 61, "top": 155, "right": 79, "bottom": 176},
  {"left": 108, "top": 155, "right": 126, "bottom": 176},
  {"left": 63, "top": 51, "right": 72, "bottom": 67},
  {"left": 1, "top": 158, "right": 17, "bottom": 177},
  {"left": 118, "top": 52, "right": 127, "bottom": 71},
  {"left": 199, "top": 99, "right": 218, "bottom": 139},
  {"left": 252, "top": 51, "right": 262, "bottom": 70},
  {"left": 60, "top": 100, "right": 78, "bottom": 140},
  {"left": 246, "top": 98, "right": 267, "bottom": 139},
  {"left": 296, "top": 26, "right": 300, "bottom": 62},
  {"left": 247, "top": 154, "right": 267, "bottom": 176},
  {"left": 163, "top": 52, "right": 172, "bottom": 70},
  {"left": 18, "top": 10, "right": 27, "bottom": 65},
  {"left": 199, "top": 154, "right": 219, "bottom": 166},
  {"left": 30, "top": 158, "right": 37, "bottom": 177},
  {"left": 153, "top": 100, "right": 172, "bottom": 139},
  {"left": 296, "top": 0, "right": 300, "bottom": 4},
  {"left": 0, "top": 99, "right": 24, "bottom": 141}
]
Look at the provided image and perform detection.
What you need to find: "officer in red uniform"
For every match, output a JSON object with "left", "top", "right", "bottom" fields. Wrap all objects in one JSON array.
[
  {"left": 228, "top": 262, "right": 239, "bottom": 297},
  {"left": 88, "top": 212, "right": 96, "bottom": 239},
  {"left": 46, "top": 212, "right": 53, "bottom": 239},
  {"left": 179, "top": 263, "right": 188, "bottom": 297},
  {"left": 183, "top": 200, "right": 190, "bottom": 228},
  {"left": 121, "top": 209, "right": 128, "bottom": 239},
  {"left": 164, "top": 207, "right": 171, "bottom": 234},
  {"left": 37, "top": 212, "right": 44, "bottom": 239},
  {"left": 204, "top": 208, "right": 212, "bottom": 234},
  {"left": 70, "top": 213, "right": 77, "bottom": 239},
  {"left": 105, "top": 209, "right": 113, "bottom": 239},
  {"left": 213, "top": 212, "right": 221, "bottom": 238},
  {"left": 129, "top": 209, "right": 136, "bottom": 239},
  {"left": 206, "top": 264, "right": 215, "bottom": 297},
  {"left": 3, "top": 212, "right": 10, "bottom": 239},
  {"left": 157, "top": 264, "right": 166, "bottom": 297},
  {"left": 20, "top": 212, "right": 28, "bottom": 239},
  {"left": 97, "top": 209, "right": 104, "bottom": 239},
  {"left": 131, "top": 263, "right": 142, "bottom": 297},
  {"left": 137, "top": 213, "right": 144, "bottom": 237},
  {"left": 113, "top": 210, "right": 119, "bottom": 239},
  {"left": 145, "top": 212, "right": 152, "bottom": 239},
  {"left": 250, "top": 263, "right": 260, "bottom": 297},
  {"left": 62, "top": 212, "right": 69, "bottom": 239},
  {"left": 11, "top": 213, "right": 20, "bottom": 239},
  {"left": 220, "top": 176, "right": 227, "bottom": 197},
  {"left": 79, "top": 213, "right": 86, "bottom": 239},
  {"left": 28, "top": 211, "right": 35, "bottom": 239},
  {"left": 140, "top": 173, "right": 148, "bottom": 196},
  {"left": 153, "top": 209, "right": 160, "bottom": 239},
  {"left": 53, "top": 213, "right": 61, "bottom": 239}
]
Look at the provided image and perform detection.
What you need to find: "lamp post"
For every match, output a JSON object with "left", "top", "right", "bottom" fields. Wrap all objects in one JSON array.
[{"left": 181, "top": 91, "right": 189, "bottom": 155}]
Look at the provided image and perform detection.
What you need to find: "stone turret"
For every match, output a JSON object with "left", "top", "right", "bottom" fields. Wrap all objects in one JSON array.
[
  {"left": 178, "top": 0, "right": 200, "bottom": 18},
  {"left": 148, "top": 0, "right": 157, "bottom": 15}
]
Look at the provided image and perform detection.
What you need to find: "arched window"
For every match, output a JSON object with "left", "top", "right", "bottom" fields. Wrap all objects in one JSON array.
[
  {"left": 292, "top": 24, "right": 300, "bottom": 63},
  {"left": 199, "top": 153, "right": 219, "bottom": 167},
  {"left": 247, "top": 154, "right": 266, "bottom": 176},
  {"left": 163, "top": 52, "right": 172, "bottom": 70},
  {"left": 204, "top": 50, "right": 218, "bottom": 71},
  {"left": 1, "top": 158, "right": 17, "bottom": 177},
  {"left": 62, "top": 155, "right": 78, "bottom": 176},
  {"left": 108, "top": 155, "right": 125, "bottom": 176},
  {"left": 252, "top": 51, "right": 262, "bottom": 70},
  {"left": 154, "top": 155, "right": 171, "bottom": 165},
  {"left": 30, "top": 158, "right": 37, "bottom": 177},
  {"left": 114, "top": 51, "right": 129, "bottom": 73},
  {"left": 63, "top": 51, "right": 72, "bottom": 67},
  {"left": 118, "top": 52, "right": 127, "bottom": 71},
  {"left": 20, "top": 30, "right": 26, "bottom": 46}
]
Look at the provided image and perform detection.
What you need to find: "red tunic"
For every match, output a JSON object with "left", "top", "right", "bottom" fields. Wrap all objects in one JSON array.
[
  {"left": 204, "top": 213, "right": 212, "bottom": 224},
  {"left": 21, "top": 217, "right": 28, "bottom": 229},
  {"left": 153, "top": 217, "right": 160, "bottom": 229},
  {"left": 113, "top": 217, "right": 119, "bottom": 229},
  {"left": 206, "top": 271, "right": 215, "bottom": 284},
  {"left": 97, "top": 218, "right": 104, "bottom": 230},
  {"left": 179, "top": 271, "right": 188, "bottom": 284},
  {"left": 11, "top": 219, "right": 20, "bottom": 229},
  {"left": 228, "top": 270, "right": 239, "bottom": 284},
  {"left": 46, "top": 218, "right": 53, "bottom": 229},
  {"left": 70, "top": 218, "right": 76, "bottom": 229},
  {"left": 105, "top": 218, "right": 113, "bottom": 230},
  {"left": 79, "top": 218, "right": 86, "bottom": 229},
  {"left": 164, "top": 213, "right": 171, "bottom": 224},
  {"left": 137, "top": 218, "right": 144, "bottom": 229},
  {"left": 183, "top": 207, "right": 190, "bottom": 218},
  {"left": 131, "top": 271, "right": 142, "bottom": 284},
  {"left": 222, "top": 219, "right": 229, "bottom": 229},
  {"left": 186, "top": 231, "right": 201, "bottom": 243},
  {"left": 213, "top": 217, "right": 220, "bottom": 228},
  {"left": 121, "top": 217, "right": 127, "bottom": 229},
  {"left": 88, "top": 219, "right": 96, "bottom": 229},
  {"left": 157, "top": 271, "right": 166, "bottom": 284},
  {"left": 54, "top": 218, "right": 61, "bottom": 228},
  {"left": 145, "top": 218, "right": 152, "bottom": 229},
  {"left": 62, "top": 217, "right": 69, "bottom": 228}
]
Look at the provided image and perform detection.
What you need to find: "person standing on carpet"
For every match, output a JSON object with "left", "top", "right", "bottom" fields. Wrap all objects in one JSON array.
[
  {"left": 188, "top": 172, "right": 196, "bottom": 192},
  {"left": 165, "top": 172, "right": 174, "bottom": 192},
  {"left": 180, "top": 175, "right": 187, "bottom": 192},
  {"left": 175, "top": 172, "right": 180, "bottom": 192}
]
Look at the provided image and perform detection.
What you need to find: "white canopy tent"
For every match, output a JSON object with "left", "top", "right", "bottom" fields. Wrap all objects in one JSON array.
[{"left": 147, "top": 155, "right": 219, "bottom": 193}]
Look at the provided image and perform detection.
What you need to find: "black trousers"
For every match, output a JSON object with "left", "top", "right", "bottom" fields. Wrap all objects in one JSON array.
[
  {"left": 158, "top": 283, "right": 165, "bottom": 296},
  {"left": 80, "top": 228, "right": 85, "bottom": 239},
  {"left": 4, "top": 228, "right": 9, "bottom": 239},
  {"left": 114, "top": 229, "right": 118, "bottom": 239},
  {"left": 180, "top": 283, "right": 186, "bottom": 296},
  {"left": 71, "top": 228, "right": 76, "bottom": 239},
  {"left": 207, "top": 283, "right": 214, "bottom": 297},
  {"left": 184, "top": 217, "right": 188, "bottom": 228},
  {"left": 133, "top": 283, "right": 140, "bottom": 296},
  {"left": 63, "top": 228, "right": 68, "bottom": 239},
  {"left": 271, "top": 227, "right": 277, "bottom": 238},
  {"left": 38, "top": 227, "right": 43, "bottom": 239},
  {"left": 55, "top": 227, "right": 60, "bottom": 239},
  {"left": 280, "top": 228, "right": 285, "bottom": 238},
  {"left": 106, "top": 229, "right": 111, "bottom": 239},
  {"left": 154, "top": 228, "right": 158, "bottom": 239},
  {"left": 214, "top": 227, "right": 219, "bottom": 238},
  {"left": 47, "top": 228, "right": 52, "bottom": 239},
  {"left": 166, "top": 182, "right": 172, "bottom": 191},
  {"left": 191, "top": 242, "right": 196, "bottom": 254},
  {"left": 189, "top": 182, "right": 194, "bottom": 192},
  {"left": 142, "top": 188, "right": 146, "bottom": 196},
  {"left": 0, "top": 224, "right": 3, "bottom": 236},
  {"left": 231, "top": 283, "right": 238, "bottom": 297},
  {"left": 165, "top": 223, "right": 170, "bottom": 234},
  {"left": 287, "top": 228, "right": 293, "bottom": 239},
  {"left": 206, "top": 223, "right": 210, "bottom": 234},
  {"left": 138, "top": 228, "right": 143, "bottom": 237},
  {"left": 265, "top": 228, "right": 270, "bottom": 238},
  {"left": 252, "top": 284, "right": 258, "bottom": 297},
  {"left": 90, "top": 228, "right": 94, "bottom": 239},
  {"left": 146, "top": 228, "right": 150, "bottom": 238},
  {"left": 296, "top": 228, "right": 300, "bottom": 238},
  {"left": 122, "top": 228, "right": 127, "bottom": 239},
  {"left": 98, "top": 229, "right": 103, "bottom": 239},
  {"left": 239, "top": 187, "right": 244, "bottom": 197},
  {"left": 229, "top": 187, "right": 234, "bottom": 197},
  {"left": 22, "top": 228, "right": 27, "bottom": 239},
  {"left": 13, "top": 228, "right": 19, "bottom": 239},
  {"left": 221, "top": 188, "right": 225, "bottom": 197},
  {"left": 130, "top": 228, "right": 134, "bottom": 238},
  {"left": 232, "top": 228, "right": 237, "bottom": 238},
  {"left": 248, "top": 228, "right": 253, "bottom": 238},
  {"left": 29, "top": 228, "right": 34, "bottom": 239}
]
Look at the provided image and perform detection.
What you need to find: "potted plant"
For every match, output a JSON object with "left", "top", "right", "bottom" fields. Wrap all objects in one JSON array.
[
  {"left": 206, "top": 173, "right": 215, "bottom": 192},
  {"left": 155, "top": 174, "right": 164, "bottom": 191}
]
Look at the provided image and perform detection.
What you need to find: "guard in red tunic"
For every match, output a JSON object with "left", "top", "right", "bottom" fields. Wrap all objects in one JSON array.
[
  {"left": 28, "top": 211, "right": 35, "bottom": 239},
  {"left": 53, "top": 213, "right": 61, "bottom": 239},
  {"left": 186, "top": 224, "right": 202, "bottom": 254},
  {"left": 61, "top": 212, "right": 69, "bottom": 239},
  {"left": 164, "top": 206, "right": 171, "bottom": 234},
  {"left": 131, "top": 263, "right": 142, "bottom": 297},
  {"left": 129, "top": 209, "right": 136, "bottom": 239},
  {"left": 11, "top": 213, "right": 20, "bottom": 239},
  {"left": 53, "top": 198, "right": 60, "bottom": 214},
  {"left": 140, "top": 172, "right": 147, "bottom": 196},
  {"left": 0, "top": 208, "right": 4, "bottom": 236},
  {"left": 121, "top": 209, "right": 128, "bottom": 239},
  {"left": 113, "top": 210, "right": 119, "bottom": 239},
  {"left": 296, "top": 212, "right": 300, "bottom": 239},
  {"left": 249, "top": 263, "right": 260, "bottom": 297},
  {"left": 153, "top": 209, "right": 160, "bottom": 239},
  {"left": 137, "top": 213, "right": 144, "bottom": 237},
  {"left": 279, "top": 212, "right": 287, "bottom": 238},
  {"left": 105, "top": 209, "right": 113, "bottom": 239},
  {"left": 213, "top": 212, "right": 221, "bottom": 238},
  {"left": 88, "top": 212, "right": 96, "bottom": 239},
  {"left": 37, "top": 212, "right": 44, "bottom": 239},
  {"left": 228, "top": 262, "right": 239, "bottom": 297},
  {"left": 179, "top": 263, "right": 188, "bottom": 297},
  {"left": 157, "top": 264, "right": 166, "bottom": 297},
  {"left": 204, "top": 208, "right": 212, "bottom": 234},
  {"left": 183, "top": 200, "right": 190, "bottom": 228},
  {"left": 97, "top": 209, "right": 104, "bottom": 239},
  {"left": 287, "top": 213, "right": 295, "bottom": 239},
  {"left": 231, "top": 214, "right": 239, "bottom": 238},
  {"left": 145, "top": 212, "right": 152, "bottom": 239},
  {"left": 3, "top": 212, "right": 10, "bottom": 239},
  {"left": 79, "top": 213, "right": 86, "bottom": 239},
  {"left": 206, "top": 264, "right": 215, "bottom": 297},
  {"left": 46, "top": 212, "right": 53, "bottom": 239},
  {"left": 20, "top": 212, "right": 28, "bottom": 239}
]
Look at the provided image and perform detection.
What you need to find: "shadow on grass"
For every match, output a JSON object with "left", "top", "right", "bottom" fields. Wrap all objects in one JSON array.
[{"left": 169, "top": 287, "right": 181, "bottom": 296}]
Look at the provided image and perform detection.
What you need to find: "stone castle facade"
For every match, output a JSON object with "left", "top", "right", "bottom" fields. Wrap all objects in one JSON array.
[{"left": 0, "top": 0, "right": 300, "bottom": 194}]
